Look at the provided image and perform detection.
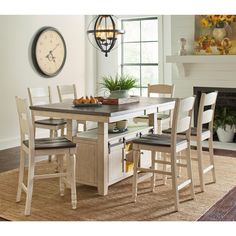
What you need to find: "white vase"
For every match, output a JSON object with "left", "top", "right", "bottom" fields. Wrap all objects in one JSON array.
[
  {"left": 216, "top": 125, "right": 235, "bottom": 143},
  {"left": 212, "top": 27, "right": 226, "bottom": 41}
]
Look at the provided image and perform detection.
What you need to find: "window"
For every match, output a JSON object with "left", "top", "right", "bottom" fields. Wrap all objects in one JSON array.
[{"left": 120, "top": 17, "right": 159, "bottom": 96}]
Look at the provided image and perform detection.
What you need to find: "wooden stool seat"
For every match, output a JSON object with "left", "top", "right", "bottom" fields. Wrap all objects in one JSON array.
[
  {"left": 23, "top": 137, "right": 76, "bottom": 150},
  {"left": 163, "top": 127, "right": 209, "bottom": 137},
  {"left": 133, "top": 134, "right": 187, "bottom": 147},
  {"left": 134, "top": 113, "right": 170, "bottom": 122},
  {"left": 35, "top": 118, "right": 67, "bottom": 126}
]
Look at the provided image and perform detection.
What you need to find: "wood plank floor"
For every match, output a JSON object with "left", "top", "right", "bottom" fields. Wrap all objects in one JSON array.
[{"left": 0, "top": 146, "right": 235, "bottom": 221}]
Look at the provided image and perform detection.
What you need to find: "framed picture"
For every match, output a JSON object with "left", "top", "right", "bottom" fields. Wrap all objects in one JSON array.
[{"left": 194, "top": 15, "right": 236, "bottom": 55}]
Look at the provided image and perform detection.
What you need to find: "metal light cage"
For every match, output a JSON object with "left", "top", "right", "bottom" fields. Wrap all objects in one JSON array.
[{"left": 87, "top": 15, "right": 125, "bottom": 57}]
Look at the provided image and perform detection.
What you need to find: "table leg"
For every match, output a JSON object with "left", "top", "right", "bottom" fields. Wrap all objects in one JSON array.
[
  {"left": 148, "top": 113, "right": 157, "bottom": 134},
  {"left": 97, "top": 122, "right": 109, "bottom": 195}
]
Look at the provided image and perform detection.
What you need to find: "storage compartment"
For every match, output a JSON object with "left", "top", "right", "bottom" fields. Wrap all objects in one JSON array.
[
  {"left": 74, "top": 124, "right": 153, "bottom": 187},
  {"left": 76, "top": 141, "right": 97, "bottom": 186}
]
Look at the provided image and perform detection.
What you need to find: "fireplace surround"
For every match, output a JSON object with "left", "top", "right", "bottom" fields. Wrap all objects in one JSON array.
[{"left": 193, "top": 86, "right": 236, "bottom": 142}]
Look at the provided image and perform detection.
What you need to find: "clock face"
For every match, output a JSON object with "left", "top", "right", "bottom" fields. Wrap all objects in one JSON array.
[{"left": 32, "top": 27, "right": 67, "bottom": 77}]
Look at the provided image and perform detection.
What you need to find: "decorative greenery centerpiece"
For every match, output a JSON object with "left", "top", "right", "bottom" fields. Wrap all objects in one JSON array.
[
  {"left": 214, "top": 107, "right": 236, "bottom": 142},
  {"left": 101, "top": 74, "right": 137, "bottom": 99}
]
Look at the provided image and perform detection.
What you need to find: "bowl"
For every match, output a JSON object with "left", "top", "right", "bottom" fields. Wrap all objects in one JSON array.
[
  {"left": 116, "top": 120, "right": 128, "bottom": 131},
  {"left": 108, "top": 122, "right": 117, "bottom": 132}
]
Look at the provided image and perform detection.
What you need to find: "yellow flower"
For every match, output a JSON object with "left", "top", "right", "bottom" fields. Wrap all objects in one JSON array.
[
  {"left": 212, "top": 15, "right": 220, "bottom": 24},
  {"left": 225, "top": 15, "right": 235, "bottom": 22},
  {"left": 201, "top": 18, "right": 209, "bottom": 27}
]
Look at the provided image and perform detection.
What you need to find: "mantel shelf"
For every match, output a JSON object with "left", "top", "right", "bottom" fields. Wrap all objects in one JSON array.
[{"left": 166, "top": 55, "right": 236, "bottom": 78}]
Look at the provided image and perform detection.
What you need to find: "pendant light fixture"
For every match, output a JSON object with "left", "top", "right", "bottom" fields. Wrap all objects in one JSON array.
[{"left": 87, "top": 15, "right": 125, "bottom": 57}]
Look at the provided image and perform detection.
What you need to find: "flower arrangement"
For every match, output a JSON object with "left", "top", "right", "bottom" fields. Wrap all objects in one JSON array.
[
  {"left": 195, "top": 15, "right": 236, "bottom": 55},
  {"left": 200, "top": 15, "right": 236, "bottom": 28}
]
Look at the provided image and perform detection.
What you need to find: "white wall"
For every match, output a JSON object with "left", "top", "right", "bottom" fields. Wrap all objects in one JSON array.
[{"left": 0, "top": 15, "right": 89, "bottom": 150}]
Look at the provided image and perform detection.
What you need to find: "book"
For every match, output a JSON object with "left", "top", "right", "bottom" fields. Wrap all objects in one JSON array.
[{"left": 102, "top": 96, "right": 140, "bottom": 105}]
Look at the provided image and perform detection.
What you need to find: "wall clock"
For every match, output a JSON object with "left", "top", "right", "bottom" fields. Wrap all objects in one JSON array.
[{"left": 32, "top": 27, "right": 67, "bottom": 78}]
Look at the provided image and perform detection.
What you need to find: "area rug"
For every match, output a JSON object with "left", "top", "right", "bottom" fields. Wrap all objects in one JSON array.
[
  {"left": 198, "top": 186, "right": 236, "bottom": 221},
  {"left": 0, "top": 151, "right": 235, "bottom": 221}
]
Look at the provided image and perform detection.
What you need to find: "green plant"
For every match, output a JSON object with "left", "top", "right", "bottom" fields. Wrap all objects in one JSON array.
[
  {"left": 214, "top": 107, "right": 236, "bottom": 131},
  {"left": 100, "top": 74, "right": 137, "bottom": 91}
]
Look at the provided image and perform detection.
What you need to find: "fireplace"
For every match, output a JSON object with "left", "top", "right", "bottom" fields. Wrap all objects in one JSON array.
[{"left": 193, "top": 86, "right": 236, "bottom": 142}]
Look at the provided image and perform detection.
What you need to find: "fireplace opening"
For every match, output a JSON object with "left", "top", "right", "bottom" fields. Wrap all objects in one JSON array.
[{"left": 193, "top": 86, "right": 236, "bottom": 142}]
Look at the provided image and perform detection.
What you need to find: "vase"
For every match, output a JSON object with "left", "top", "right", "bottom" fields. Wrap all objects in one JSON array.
[
  {"left": 216, "top": 125, "right": 235, "bottom": 143},
  {"left": 212, "top": 27, "right": 226, "bottom": 41},
  {"left": 109, "top": 90, "right": 129, "bottom": 99}
]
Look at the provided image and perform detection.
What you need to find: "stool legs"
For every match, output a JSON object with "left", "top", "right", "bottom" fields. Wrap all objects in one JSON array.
[
  {"left": 185, "top": 147, "right": 195, "bottom": 200},
  {"left": 70, "top": 154, "right": 77, "bottom": 209},
  {"left": 25, "top": 152, "right": 35, "bottom": 216},
  {"left": 132, "top": 148, "right": 139, "bottom": 203},
  {"left": 58, "top": 155, "right": 65, "bottom": 196},
  {"left": 170, "top": 151, "right": 179, "bottom": 212},
  {"left": 16, "top": 148, "right": 25, "bottom": 202},
  {"left": 208, "top": 134, "right": 216, "bottom": 183},
  {"left": 151, "top": 151, "right": 156, "bottom": 192},
  {"left": 196, "top": 140, "right": 205, "bottom": 192}
]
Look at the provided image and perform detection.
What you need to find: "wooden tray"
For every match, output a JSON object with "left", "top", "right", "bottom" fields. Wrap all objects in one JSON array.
[{"left": 73, "top": 103, "right": 102, "bottom": 108}]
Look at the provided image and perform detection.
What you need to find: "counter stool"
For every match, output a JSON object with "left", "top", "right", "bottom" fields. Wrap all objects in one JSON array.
[
  {"left": 132, "top": 96, "right": 195, "bottom": 212},
  {"left": 28, "top": 87, "right": 67, "bottom": 162},
  {"left": 57, "top": 84, "right": 87, "bottom": 131},
  {"left": 163, "top": 91, "right": 218, "bottom": 192},
  {"left": 133, "top": 84, "right": 175, "bottom": 134},
  {"left": 15, "top": 97, "right": 77, "bottom": 215}
]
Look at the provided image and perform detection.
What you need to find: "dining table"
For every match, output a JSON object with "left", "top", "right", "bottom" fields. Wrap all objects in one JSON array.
[{"left": 30, "top": 97, "right": 175, "bottom": 196}]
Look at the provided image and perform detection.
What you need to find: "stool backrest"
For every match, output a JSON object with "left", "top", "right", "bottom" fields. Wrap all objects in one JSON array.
[
  {"left": 57, "top": 84, "right": 77, "bottom": 103},
  {"left": 148, "top": 84, "right": 175, "bottom": 98},
  {"left": 171, "top": 96, "right": 195, "bottom": 145},
  {"left": 27, "top": 87, "right": 52, "bottom": 106},
  {"left": 15, "top": 97, "right": 34, "bottom": 149},
  {"left": 197, "top": 91, "right": 218, "bottom": 134}
]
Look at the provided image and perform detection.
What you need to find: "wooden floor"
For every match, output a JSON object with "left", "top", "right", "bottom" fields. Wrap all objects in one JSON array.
[{"left": 0, "top": 146, "right": 235, "bottom": 221}]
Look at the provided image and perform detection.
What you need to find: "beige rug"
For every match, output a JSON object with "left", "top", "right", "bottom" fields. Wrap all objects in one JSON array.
[{"left": 0, "top": 150, "right": 235, "bottom": 221}]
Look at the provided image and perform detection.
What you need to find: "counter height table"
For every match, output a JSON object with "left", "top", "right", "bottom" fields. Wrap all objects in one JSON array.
[{"left": 30, "top": 97, "right": 175, "bottom": 196}]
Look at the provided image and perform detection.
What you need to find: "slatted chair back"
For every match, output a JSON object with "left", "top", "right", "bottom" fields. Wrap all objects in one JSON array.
[
  {"left": 15, "top": 97, "right": 34, "bottom": 149},
  {"left": 27, "top": 87, "right": 52, "bottom": 106},
  {"left": 57, "top": 84, "right": 77, "bottom": 103},
  {"left": 148, "top": 84, "right": 175, "bottom": 98},
  {"left": 197, "top": 91, "right": 218, "bottom": 135},
  {"left": 171, "top": 96, "right": 195, "bottom": 146}
]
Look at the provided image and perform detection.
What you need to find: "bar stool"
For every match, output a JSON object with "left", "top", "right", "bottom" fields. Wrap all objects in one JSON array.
[
  {"left": 57, "top": 84, "right": 87, "bottom": 131},
  {"left": 133, "top": 84, "right": 175, "bottom": 134},
  {"left": 15, "top": 97, "right": 77, "bottom": 215},
  {"left": 28, "top": 87, "right": 67, "bottom": 161},
  {"left": 163, "top": 91, "right": 218, "bottom": 192},
  {"left": 132, "top": 96, "right": 195, "bottom": 212}
]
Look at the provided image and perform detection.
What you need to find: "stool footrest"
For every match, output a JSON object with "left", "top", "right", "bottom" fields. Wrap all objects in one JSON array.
[
  {"left": 21, "top": 183, "right": 27, "bottom": 193},
  {"left": 177, "top": 179, "right": 191, "bottom": 191},
  {"left": 137, "top": 167, "right": 172, "bottom": 176},
  {"left": 203, "top": 165, "right": 213, "bottom": 174},
  {"left": 34, "top": 173, "right": 67, "bottom": 180}
]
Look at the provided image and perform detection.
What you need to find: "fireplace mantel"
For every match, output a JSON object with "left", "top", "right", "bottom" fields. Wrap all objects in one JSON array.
[{"left": 166, "top": 55, "right": 236, "bottom": 78}]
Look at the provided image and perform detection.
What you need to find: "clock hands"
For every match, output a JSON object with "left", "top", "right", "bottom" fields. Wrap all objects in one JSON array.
[
  {"left": 51, "top": 43, "right": 59, "bottom": 52},
  {"left": 45, "top": 43, "right": 59, "bottom": 63}
]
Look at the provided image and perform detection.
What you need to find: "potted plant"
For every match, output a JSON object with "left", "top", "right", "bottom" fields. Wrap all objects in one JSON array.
[
  {"left": 214, "top": 107, "right": 236, "bottom": 142},
  {"left": 100, "top": 74, "right": 137, "bottom": 99}
]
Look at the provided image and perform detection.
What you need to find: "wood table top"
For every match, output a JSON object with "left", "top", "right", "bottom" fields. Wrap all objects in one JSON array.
[{"left": 30, "top": 97, "right": 175, "bottom": 117}]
